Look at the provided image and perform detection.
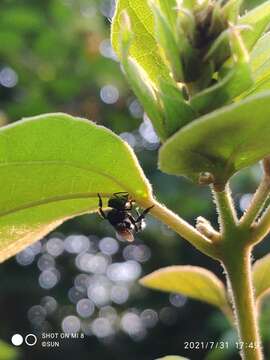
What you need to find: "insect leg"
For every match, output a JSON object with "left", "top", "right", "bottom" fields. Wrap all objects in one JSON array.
[
  {"left": 113, "top": 192, "right": 129, "bottom": 197},
  {"left": 135, "top": 205, "right": 155, "bottom": 222},
  {"left": 127, "top": 214, "right": 139, "bottom": 232},
  {"left": 97, "top": 193, "right": 107, "bottom": 219}
]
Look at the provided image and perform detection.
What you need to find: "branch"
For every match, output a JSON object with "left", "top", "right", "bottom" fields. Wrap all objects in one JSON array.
[
  {"left": 223, "top": 247, "right": 263, "bottom": 360},
  {"left": 240, "top": 159, "right": 270, "bottom": 228},
  {"left": 138, "top": 197, "right": 218, "bottom": 259},
  {"left": 212, "top": 184, "right": 238, "bottom": 235},
  {"left": 252, "top": 205, "right": 270, "bottom": 244}
]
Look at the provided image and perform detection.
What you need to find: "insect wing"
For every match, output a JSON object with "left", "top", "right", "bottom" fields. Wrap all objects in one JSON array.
[{"left": 116, "top": 229, "right": 134, "bottom": 242}]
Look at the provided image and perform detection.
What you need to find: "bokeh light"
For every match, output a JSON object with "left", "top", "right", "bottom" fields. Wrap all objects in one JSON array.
[{"left": 0, "top": 67, "right": 18, "bottom": 88}]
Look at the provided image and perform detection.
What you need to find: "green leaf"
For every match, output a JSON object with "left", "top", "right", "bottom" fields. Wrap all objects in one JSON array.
[
  {"left": 158, "top": 80, "right": 196, "bottom": 135},
  {"left": 140, "top": 265, "right": 228, "bottom": 310},
  {"left": 239, "top": 32, "right": 270, "bottom": 97},
  {"left": 0, "top": 340, "right": 18, "bottom": 360},
  {"left": 239, "top": 0, "right": 270, "bottom": 51},
  {"left": 190, "top": 62, "right": 254, "bottom": 114},
  {"left": 156, "top": 357, "right": 189, "bottom": 360},
  {"left": 243, "top": 77, "right": 270, "bottom": 97},
  {"left": 156, "top": 0, "right": 177, "bottom": 28},
  {"left": 0, "top": 113, "right": 151, "bottom": 262},
  {"left": 122, "top": 55, "right": 166, "bottom": 140},
  {"left": 111, "top": 0, "right": 171, "bottom": 85},
  {"left": 243, "top": 0, "right": 265, "bottom": 11},
  {"left": 250, "top": 32, "right": 270, "bottom": 73},
  {"left": 222, "top": 0, "right": 243, "bottom": 23},
  {"left": 253, "top": 254, "right": 270, "bottom": 301},
  {"left": 152, "top": 2, "right": 183, "bottom": 81},
  {"left": 204, "top": 29, "right": 232, "bottom": 70},
  {"left": 159, "top": 92, "right": 270, "bottom": 187},
  {"left": 113, "top": 7, "right": 178, "bottom": 141}
]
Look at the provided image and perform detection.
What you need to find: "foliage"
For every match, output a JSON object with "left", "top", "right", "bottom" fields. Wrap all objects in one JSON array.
[
  {"left": 112, "top": 0, "right": 270, "bottom": 144},
  {"left": 159, "top": 92, "right": 270, "bottom": 186},
  {"left": 0, "top": 113, "right": 150, "bottom": 262},
  {"left": 140, "top": 265, "right": 230, "bottom": 315},
  {"left": 0, "top": 340, "right": 18, "bottom": 360},
  {"left": 2, "top": 0, "right": 270, "bottom": 359}
]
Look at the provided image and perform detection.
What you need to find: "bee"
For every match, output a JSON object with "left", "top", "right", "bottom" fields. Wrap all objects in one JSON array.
[{"left": 97, "top": 192, "right": 154, "bottom": 242}]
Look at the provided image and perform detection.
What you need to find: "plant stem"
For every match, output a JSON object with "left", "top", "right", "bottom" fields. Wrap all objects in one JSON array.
[
  {"left": 213, "top": 184, "right": 263, "bottom": 359},
  {"left": 240, "top": 175, "right": 270, "bottom": 228},
  {"left": 223, "top": 246, "right": 263, "bottom": 360},
  {"left": 212, "top": 184, "right": 238, "bottom": 235},
  {"left": 252, "top": 203, "right": 270, "bottom": 244},
  {"left": 138, "top": 197, "right": 218, "bottom": 259}
]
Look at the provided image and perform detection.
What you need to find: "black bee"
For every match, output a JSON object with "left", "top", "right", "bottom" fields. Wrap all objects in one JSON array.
[{"left": 97, "top": 192, "right": 154, "bottom": 242}]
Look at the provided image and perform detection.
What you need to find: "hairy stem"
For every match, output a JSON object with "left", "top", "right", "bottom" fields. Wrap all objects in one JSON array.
[
  {"left": 223, "top": 246, "right": 263, "bottom": 360},
  {"left": 213, "top": 184, "right": 263, "bottom": 359},
  {"left": 252, "top": 203, "right": 270, "bottom": 244},
  {"left": 212, "top": 184, "right": 238, "bottom": 235},
  {"left": 240, "top": 175, "right": 270, "bottom": 228},
  {"left": 138, "top": 197, "right": 218, "bottom": 259}
]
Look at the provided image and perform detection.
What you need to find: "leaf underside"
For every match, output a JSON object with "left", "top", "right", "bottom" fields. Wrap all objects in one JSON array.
[
  {"left": 0, "top": 113, "right": 151, "bottom": 262},
  {"left": 111, "top": 0, "right": 170, "bottom": 85},
  {"left": 140, "top": 265, "right": 228, "bottom": 310},
  {"left": 159, "top": 91, "right": 270, "bottom": 186}
]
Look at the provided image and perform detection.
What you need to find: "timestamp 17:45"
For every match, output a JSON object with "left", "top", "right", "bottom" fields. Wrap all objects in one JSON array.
[{"left": 183, "top": 341, "right": 262, "bottom": 351}]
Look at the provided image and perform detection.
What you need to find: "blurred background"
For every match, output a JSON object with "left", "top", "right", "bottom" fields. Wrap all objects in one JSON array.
[{"left": 0, "top": 0, "right": 270, "bottom": 359}]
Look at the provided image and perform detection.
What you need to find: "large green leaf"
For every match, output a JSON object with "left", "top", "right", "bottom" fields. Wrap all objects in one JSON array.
[
  {"left": 111, "top": 0, "right": 170, "bottom": 85},
  {"left": 0, "top": 113, "right": 151, "bottom": 262},
  {"left": 159, "top": 92, "right": 270, "bottom": 187},
  {"left": 253, "top": 254, "right": 270, "bottom": 301},
  {"left": 140, "top": 265, "right": 229, "bottom": 311}
]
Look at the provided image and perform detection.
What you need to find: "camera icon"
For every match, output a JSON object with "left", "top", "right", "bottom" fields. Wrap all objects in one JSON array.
[{"left": 11, "top": 333, "right": 37, "bottom": 346}]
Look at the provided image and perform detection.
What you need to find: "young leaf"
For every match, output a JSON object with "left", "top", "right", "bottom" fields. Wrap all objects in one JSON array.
[
  {"left": 152, "top": 2, "right": 183, "bottom": 81},
  {"left": 140, "top": 265, "right": 229, "bottom": 311},
  {"left": 253, "top": 254, "right": 270, "bottom": 301},
  {"left": 111, "top": 0, "right": 171, "bottom": 85},
  {"left": 242, "top": 77, "right": 270, "bottom": 98},
  {"left": 156, "top": 0, "right": 177, "bottom": 28},
  {"left": 114, "top": 7, "right": 182, "bottom": 141},
  {"left": 250, "top": 32, "right": 270, "bottom": 73},
  {"left": 190, "top": 62, "right": 254, "bottom": 114},
  {"left": 0, "top": 113, "right": 151, "bottom": 262},
  {"left": 122, "top": 56, "right": 166, "bottom": 140},
  {"left": 238, "top": 32, "right": 270, "bottom": 97},
  {"left": 158, "top": 80, "right": 196, "bottom": 135},
  {"left": 159, "top": 91, "right": 270, "bottom": 187},
  {"left": 222, "top": 0, "right": 243, "bottom": 23},
  {"left": 204, "top": 28, "right": 232, "bottom": 70},
  {"left": 239, "top": 0, "right": 270, "bottom": 51}
]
